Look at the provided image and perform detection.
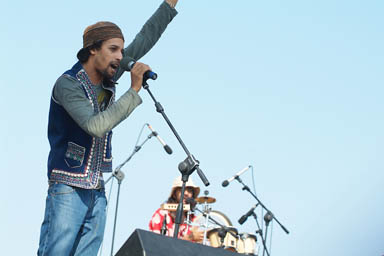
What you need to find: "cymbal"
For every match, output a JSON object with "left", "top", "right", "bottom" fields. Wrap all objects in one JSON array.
[{"left": 196, "top": 196, "right": 216, "bottom": 204}]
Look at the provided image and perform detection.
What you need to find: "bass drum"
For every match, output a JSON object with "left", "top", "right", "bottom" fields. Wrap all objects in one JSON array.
[{"left": 193, "top": 210, "right": 233, "bottom": 228}]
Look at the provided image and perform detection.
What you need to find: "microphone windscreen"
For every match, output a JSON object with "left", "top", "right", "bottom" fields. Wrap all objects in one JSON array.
[
  {"left": 164, "top": 145, "right": 173, "bottom": 155},
  {"left": 238, "top": 215, "right": 247, "bottom": 225},
  {"left": 120, "top": 56, "right": 136, "bottom": 71}
]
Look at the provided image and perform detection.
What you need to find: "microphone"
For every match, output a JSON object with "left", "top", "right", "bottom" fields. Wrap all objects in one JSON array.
[
  {"left": 120, "top": 56, "right": 158, "bottom": 80},
  {"left": 222, "top": 165, "right": 252, "bottom": 187},
  {"left": 146, "top": 123, "right": 173, "bottom": 154},
  {"left": 238, "top": 203, "right": 259, "bottom": 225}
]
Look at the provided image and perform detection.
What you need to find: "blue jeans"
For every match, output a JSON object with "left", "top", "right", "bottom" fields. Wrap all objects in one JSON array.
[{"left": 37, "top": 183, "right": 107, "bottom": 256}]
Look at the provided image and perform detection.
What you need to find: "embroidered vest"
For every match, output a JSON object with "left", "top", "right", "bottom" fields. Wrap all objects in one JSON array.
[{"left": 47, "top": 62, "right": 114, "bottom": 189}]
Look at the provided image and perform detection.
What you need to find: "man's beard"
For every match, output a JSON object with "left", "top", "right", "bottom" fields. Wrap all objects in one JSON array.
[
  {"left": 100, "top": 67, "right": 114, "bottom": 81},
  {"left": 98, "top": 63, "right": 118, "bottom": 85}
]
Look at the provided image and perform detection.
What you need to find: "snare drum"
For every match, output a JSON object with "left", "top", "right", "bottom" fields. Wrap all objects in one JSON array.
[
  {"left": 237, "top": 233, "right": 258, "bottom": 255},
  {"left": 207, "top": 227, "right": 238, "bottom": 252}
]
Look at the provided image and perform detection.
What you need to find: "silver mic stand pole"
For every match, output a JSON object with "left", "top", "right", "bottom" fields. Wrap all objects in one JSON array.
[{"left": 104, "top": 132, "right": 154, "bottom": 256}]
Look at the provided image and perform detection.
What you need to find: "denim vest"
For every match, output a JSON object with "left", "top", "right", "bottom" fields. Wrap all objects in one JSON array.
[{"left": 47, "top": 62, "right": 114, "bottom": 189}]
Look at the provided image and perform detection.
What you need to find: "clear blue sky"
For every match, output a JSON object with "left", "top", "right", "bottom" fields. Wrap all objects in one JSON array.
[{"left": 1, "top": 0, "right": 383, "bottom": 255}]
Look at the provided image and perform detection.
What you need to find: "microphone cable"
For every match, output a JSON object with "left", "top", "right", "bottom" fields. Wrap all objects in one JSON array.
[
  {"left": 251, "top": 165, "right": 257, "bottom": 197},
  {"left": 134, "top": 123, "right": 149, "bottom": 152}
]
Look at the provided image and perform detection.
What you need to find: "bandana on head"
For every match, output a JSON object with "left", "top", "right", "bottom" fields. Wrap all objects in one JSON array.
[
  {"left": 82, "top": 21, "right": 124, "bottom": 48},
  {"left": 77, "top": 21, "right": 124, "bottom": 60}
]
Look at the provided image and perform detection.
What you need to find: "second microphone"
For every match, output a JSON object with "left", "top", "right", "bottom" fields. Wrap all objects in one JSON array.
[{"left": 147, "top": 123, "right": 172, "bottom": 154}]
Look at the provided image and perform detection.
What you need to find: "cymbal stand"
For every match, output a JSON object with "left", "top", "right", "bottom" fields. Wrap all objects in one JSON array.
[
  {"left": 201, "top": 200, "right": 211, "bottom": 245},
  {"left": 190, "top": 190, "right": 213, "bottom": 245}
]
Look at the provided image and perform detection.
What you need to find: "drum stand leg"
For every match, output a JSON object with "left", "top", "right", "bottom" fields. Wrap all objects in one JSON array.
[{"left": 202, "top": 202, "right": 211, "bottom": 245}]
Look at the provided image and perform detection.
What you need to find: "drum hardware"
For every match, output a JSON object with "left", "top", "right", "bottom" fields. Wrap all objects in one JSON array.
[
  {"left": 193, "top": 208, "right": 239, "bottom": 247},
  {"left": 207, "top": 226, "right": 238, "bottom": 252},
  {"left": 202, "top": 208, "right": 211, "bottom": 245},
  {"left": 199, "top": 190, "right": 214, "bottom": 245},
  {"left": 188, "top": 192, "right": 236, "bottom": 247},
  {"left": 218, "top": 228, "right": 227, "bottom": 244}
]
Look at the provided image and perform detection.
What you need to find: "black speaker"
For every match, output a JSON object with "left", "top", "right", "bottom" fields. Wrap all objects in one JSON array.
[{"left": 115, "top": 229, "right": 242, "bottom": 256}]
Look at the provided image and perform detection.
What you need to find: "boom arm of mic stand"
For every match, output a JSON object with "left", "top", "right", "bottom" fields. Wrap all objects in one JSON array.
[
  {"left": 235, "top": 176, "right": 290, "bottom": 235},
  {"left": 105, "top": 133, "right": 153, "bottom": 185},
  {"left": 143, "top": 82, "right": 210, "bottom": 187}
]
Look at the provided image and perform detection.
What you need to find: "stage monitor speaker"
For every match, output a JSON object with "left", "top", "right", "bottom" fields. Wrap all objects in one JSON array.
[{"left": 115, "top": 229, "right": 242, "bottom": 256}]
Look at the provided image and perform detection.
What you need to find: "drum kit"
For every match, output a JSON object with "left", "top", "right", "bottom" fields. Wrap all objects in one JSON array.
[{"left": 186, "top": 191, "right": 259, "bottom": 255}]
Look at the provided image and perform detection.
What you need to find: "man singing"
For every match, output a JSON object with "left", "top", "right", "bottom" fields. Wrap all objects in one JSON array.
[{"left": 38, "top": 1, "right": 180, "bottom": 255}]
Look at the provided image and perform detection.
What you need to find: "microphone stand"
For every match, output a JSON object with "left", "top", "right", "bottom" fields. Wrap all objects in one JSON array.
[
  {"left": 251, "top": 212, "right": 269, "bottom": 256},
  {"left": 104, "top": 132, "right": 154, "bottom": 256},
  {"left": 234, "top": 176, "right": 290, "bottom": 235},
  {"left": 142, "top": 80, "right": 210, "bottom": 238},
  {"left": 262, "top": 212, "right": 273, "bottom": 256},
  {"left": 234, "top": 176, "right": 289, "bottom": 256}
]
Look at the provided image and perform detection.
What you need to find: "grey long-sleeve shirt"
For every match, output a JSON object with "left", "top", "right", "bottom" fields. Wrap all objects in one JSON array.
[{"left": 53, "top": 1, "right": 177, "bottom": 138}]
